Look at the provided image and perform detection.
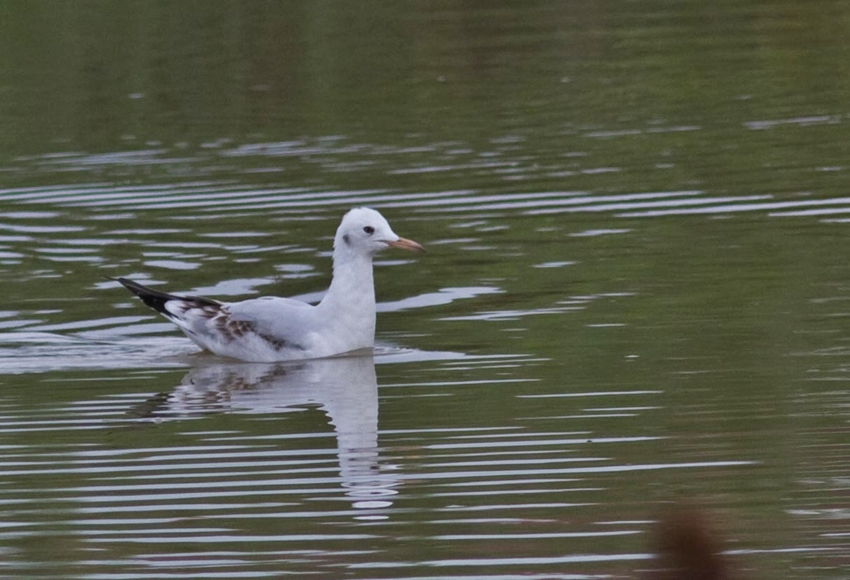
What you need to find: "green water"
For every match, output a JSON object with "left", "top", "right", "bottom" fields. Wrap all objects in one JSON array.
[{"left": 1, "top": 1, "right": 850, "bottom": 578}]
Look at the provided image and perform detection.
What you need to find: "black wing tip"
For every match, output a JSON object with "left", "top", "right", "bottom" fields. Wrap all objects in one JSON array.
[
  {"left": 108, "top": 276, "right": 221, "bottom": 315},
  {"left": 109, "top": 277, "right": 179, "bottom": 316}
]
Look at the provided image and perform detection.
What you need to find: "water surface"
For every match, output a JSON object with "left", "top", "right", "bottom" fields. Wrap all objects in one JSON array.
[{"left": 2, "top": 2, "right": 850, "bottom": 578}]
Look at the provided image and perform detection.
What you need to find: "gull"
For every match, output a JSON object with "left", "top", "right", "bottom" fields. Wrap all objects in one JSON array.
[{"left": 111, "top": 207, "right": 426, "bottom": 362}]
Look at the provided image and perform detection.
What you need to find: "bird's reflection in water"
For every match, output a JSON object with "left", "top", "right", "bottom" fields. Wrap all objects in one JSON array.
[{"left": 131, "top": 353, "right": 398, "bottom": 517}]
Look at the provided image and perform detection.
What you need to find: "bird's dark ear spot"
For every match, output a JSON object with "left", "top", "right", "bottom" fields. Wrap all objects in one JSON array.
[{"left": 343, "top": 234, "right": 351, "bottom": 246}]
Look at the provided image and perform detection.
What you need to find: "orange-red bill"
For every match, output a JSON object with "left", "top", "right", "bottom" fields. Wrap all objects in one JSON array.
[{"left": 386, "top": 237, "right": 426, "bottom": 253}]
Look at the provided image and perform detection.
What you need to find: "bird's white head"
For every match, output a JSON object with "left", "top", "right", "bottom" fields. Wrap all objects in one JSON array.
[{"left": 334, "top": 207, "right": 426, "bottom": 257}]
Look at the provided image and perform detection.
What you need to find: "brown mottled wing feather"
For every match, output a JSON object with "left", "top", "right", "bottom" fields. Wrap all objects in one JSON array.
[
  {"left": 113, "top": 277, "right": 301, "bottom": 356},
  {"left": 198, "top": 309, "right": 287, "bottom": 350}
]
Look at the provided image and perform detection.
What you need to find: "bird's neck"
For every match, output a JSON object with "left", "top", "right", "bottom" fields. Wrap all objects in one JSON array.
[{"left": 319, "top": 251, "right": 376, "bottom": 322}]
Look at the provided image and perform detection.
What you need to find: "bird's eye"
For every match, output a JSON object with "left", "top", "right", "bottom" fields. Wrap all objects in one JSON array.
[{"left": 363, "top": 226, "right": 375, "bottom": 235}]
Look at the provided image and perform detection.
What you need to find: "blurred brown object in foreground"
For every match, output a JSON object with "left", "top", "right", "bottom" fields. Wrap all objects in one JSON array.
[{"left": 645, "top": 507, "right": 740, "bottom": 580}]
